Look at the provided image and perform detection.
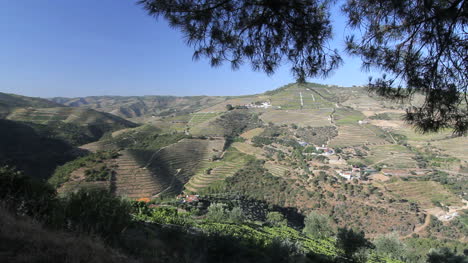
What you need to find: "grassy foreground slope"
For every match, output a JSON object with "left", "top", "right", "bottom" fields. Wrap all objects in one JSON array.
[
  {"left": 0, "top": 207, "right": 134, "bottom": 263},
  {"left": 1, "top": 167, "right": 412, "bottom": 263}
]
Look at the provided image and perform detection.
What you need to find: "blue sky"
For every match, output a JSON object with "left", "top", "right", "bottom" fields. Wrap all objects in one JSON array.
[{"left": 0, "top": 1, "right": 375, "bottom": 98}]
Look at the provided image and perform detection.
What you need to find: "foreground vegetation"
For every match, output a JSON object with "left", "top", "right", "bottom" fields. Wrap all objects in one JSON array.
[{"left": 1, "top": 166, "right": 466, "bottom": 263}]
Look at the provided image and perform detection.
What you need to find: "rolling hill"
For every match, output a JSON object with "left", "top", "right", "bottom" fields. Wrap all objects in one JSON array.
[
  {"left": 50, "top": 95, "right": 227, "bottom": 120},
  {"left": 0, "top": 92, "right": 138, "bottom": 179},
  {"left": 6, "top": 83, "right": 467, "bottom": 246}
]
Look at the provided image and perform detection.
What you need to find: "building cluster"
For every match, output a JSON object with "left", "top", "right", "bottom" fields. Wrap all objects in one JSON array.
[
  {"left": 177, "top": 194, "right": 200, "bottom": 203},
  {"left": 315, "top": 145, "right": 335, "bottom": 155}
]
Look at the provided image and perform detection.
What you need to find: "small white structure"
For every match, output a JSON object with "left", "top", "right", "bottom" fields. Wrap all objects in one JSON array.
[
  {"left": 337, "top": 170, "right": 353, "bottom": 180},
  {"left": 358, "top": 120, "right": 368, "bottom": 125},
  {"left": 246, "top": 101, "right": 272, "bottom": 109}
]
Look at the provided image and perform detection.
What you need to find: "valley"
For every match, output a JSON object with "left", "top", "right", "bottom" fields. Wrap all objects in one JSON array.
[{"left": 1, "top": 84, "right": 467, "bottom": 261}]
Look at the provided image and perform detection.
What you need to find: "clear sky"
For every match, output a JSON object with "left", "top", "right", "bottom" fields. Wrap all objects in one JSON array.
[{"left": 0, "top": 1, "right": 375, "bottom": 98}]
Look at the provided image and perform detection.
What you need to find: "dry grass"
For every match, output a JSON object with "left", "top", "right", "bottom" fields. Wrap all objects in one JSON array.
[
  {"left": 391, "top": 126, "right": 453, "bottom": 142},
  {"left": 381, "top": 179, "right": 464, "bottom": 209},
  {"left": 260, "top": 109, "right": 331, "bottom": 127},
  {"left": 430, "top": 136, "right": 468, "bottom": 162},
  {"left": 240, "top": 128, "right": 265, "bottom": 139},
  {"left": 0, "top": 207, "right": 134, "bottom": 263},
  {"left": 365, "top": 144, "right": 418, "bottom": 168},
  {"left": 232, "top": 142, "right": 265, "bottom": 159},
  {"left": 329, "top": 125, "right": 388, "bottom": 147},
  {"left": 264, "top": 162, "right": 290, "bottom": 177},
  {"left": 188, "top": 112, "right": 220, "bottom": 127}
]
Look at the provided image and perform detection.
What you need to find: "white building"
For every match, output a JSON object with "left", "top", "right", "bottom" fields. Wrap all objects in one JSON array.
[{"left": 246, "top": 101, "right": 272, "bottom": 109}]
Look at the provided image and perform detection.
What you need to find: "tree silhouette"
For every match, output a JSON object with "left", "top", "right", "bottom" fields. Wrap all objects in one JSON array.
[
  {"left": 344, "top": 0, "right": 467, "bottom": 136},
  {"left": 138, "top": 0, "right": 467, "bottom": 135}
]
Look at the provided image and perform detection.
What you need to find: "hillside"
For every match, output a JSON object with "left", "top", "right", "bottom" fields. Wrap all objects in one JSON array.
[
  {"left": 0, "top": 92, "right": 62, "bottom": 118},
  {"left": 0, "top": 119, "right": 80, "bottom": 179},
  {"left": 0, "top": 92, "right": 138, "bottom": 179},
  {"left": 7, "top": 83, "right": 467, "bottom": 260}
]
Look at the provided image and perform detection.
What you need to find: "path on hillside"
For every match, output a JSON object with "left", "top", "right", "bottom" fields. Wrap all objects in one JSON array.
[
  {"left": 404, "top": 213, "right": 431, "bottom": 239},
  {"left": 367, "top": 156, "right": 398, "bottom": 168}
]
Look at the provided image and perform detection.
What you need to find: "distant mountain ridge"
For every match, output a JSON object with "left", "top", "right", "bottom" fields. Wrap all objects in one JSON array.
[
  {"left": 50, "top": 95, "right": 228, "bottom": 119},
  {"left": 0, "top": 92, "right": 138, "bottom": 180}
]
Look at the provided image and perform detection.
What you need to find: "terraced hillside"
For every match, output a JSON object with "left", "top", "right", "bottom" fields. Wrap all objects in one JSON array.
[
  {"left": 380, "top": 179, "right": 464, "bottom": 209},
  {"left": 264, "top": 162, "right": 290, "bottom": 177},
  {"left": 112, "top": 150, "right": 166, "bottom": 199},
  {"left": 184, "top": 148, "right": 251, "bottom": 193},
  {"left": 188, "top": 112, "right": 221, "bottom": 127},
  {"left": 122, "top": 138, "right": 226, "bottom": 197},
  {"left": 364, "top": 144, "right": 418, "bottom": 168},
  {"left": 260, "top": 109, "right": 331, "bottom": 127},
  {"left": 329, "top": 124, "right": 389, "bottom": 147}
]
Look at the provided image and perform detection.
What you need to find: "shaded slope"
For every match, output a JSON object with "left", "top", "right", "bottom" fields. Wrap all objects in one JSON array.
[
  {"left": 0, "top": 120, "right": 80, "bottom": 180},
  {"left": 6, "top": 107, "right": 138, "bottom": 139}
]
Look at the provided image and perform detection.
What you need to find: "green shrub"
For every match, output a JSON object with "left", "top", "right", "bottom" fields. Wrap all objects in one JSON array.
[
  {"left": 228, "top": 207, "right": 245, "bottom": 223},
  {"left": 266, "top": 212, "right": 288, "bottom": 227},
  {"left": 63, "top": 189, "right": 131, "bottom": 241},
  {"left": 373, "top": 233, "right": 407, "bottom": 260},
  {"left": 0, "top": 166, "right": 61, "bottom": 226},
  {"left": 303, "top": 211, "right": 334, "bottom": 239},
  {"left": 206, "top": 203, "right": 228, "bottom": 222},
  {"left": 336, "top": 227, "right": 373, "bottom": 261}
]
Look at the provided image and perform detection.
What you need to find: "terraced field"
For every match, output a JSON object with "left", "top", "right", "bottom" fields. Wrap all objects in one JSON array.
[
  {"left": 184, "top": 149, "right": 249, "bottom": 193},
  {"left": 268, "top": 87, "right": 334, "bottom": 109},
  {"left": 189, "top": 118, "right": 226, "bottom": 137},
  {"left": 430, "top": 136, "right": 468, "bottom": 162},
  {"left": 329, "top": 124, "right": 389, "bottom": 147},
  {"left": 391, "top": 126, "right": 453, "bottom": 143},
  {"left": 264, "top": 162, "right": 290, "bottom": 177},
  {"left": 260, "top": 109, "right": 331, "bottom": 127},
  {"left": 365, "top": 144, "right": 418, "bottom": 168},
  {"left": 126, "top": 138, "right": 226, "bottom": 196},
  {"left": 381, "top": 179, "right": 464, "bottom": 209},
  {"left": 232, "top": 142, "right": 265, "bottom": 159},
  {"left": 112, "top": 151, "right": 165, "bottom": 199},
  {"left": 188, "top": 112, "right": 220, "bottom": 127},
  {"left": 333, "top": 108, "right": 366, "bottom": 125}
]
